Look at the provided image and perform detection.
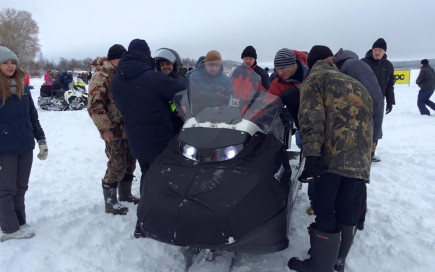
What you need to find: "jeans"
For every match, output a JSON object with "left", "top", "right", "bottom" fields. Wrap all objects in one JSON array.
[{"left": 417, "top": 89, "right": 435, "bottom": 115}]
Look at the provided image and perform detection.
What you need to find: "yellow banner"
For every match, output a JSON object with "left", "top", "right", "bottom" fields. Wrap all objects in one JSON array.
[{"left": 394, "top": 70, "right": 411, "bottom": 84}]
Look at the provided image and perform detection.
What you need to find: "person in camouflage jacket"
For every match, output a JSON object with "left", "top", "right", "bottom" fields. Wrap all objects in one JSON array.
[
  {"left": 88, "top": 44, "right": 138, "bottom": 216},
  {"left": 289, "top": 46, "right": 373, "bottom": 272}
]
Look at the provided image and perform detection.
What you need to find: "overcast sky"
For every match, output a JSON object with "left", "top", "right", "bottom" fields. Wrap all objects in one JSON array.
[{"left": 2, "top": 0, "right": 435, "bottom": 67}]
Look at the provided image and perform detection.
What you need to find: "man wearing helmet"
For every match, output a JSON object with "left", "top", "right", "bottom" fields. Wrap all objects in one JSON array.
[
  {"left": 154, "top": 48, "right": 188, "bottom": 86},
  {"left": 154, "top": 48, "right": 188, "bottom": 135}
]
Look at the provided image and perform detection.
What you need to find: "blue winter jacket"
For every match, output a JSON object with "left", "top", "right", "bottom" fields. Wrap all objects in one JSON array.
[
  {"left": 0, "top": 86, "right": 45, "bottom": 155},
  {"left": 112, "top": 39, "right": 186, "bottom": 165}
]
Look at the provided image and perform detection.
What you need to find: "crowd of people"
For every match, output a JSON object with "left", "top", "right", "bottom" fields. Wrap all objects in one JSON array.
[{"left": 1, "top": 37, "right": 434, "bottom": 272}]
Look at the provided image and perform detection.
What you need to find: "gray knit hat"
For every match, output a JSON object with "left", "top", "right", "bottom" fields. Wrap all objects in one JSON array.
[
  {"left": 0, "top": 46, "right": 19, "bottom": 65},
  {"left": 274, "top": 48, "right": 296, "bottom": 69}
]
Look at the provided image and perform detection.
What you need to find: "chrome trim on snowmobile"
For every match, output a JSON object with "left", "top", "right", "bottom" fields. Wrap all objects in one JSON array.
[{"left": 183, "top": 117, "right": 262, "bottom": 136}]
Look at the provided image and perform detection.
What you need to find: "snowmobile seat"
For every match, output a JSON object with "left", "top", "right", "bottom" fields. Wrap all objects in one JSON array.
[{"left": 40, "top": 85, "right": 53, "bottom": 97}]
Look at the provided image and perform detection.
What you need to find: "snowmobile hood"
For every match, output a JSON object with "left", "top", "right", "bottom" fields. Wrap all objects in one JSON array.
[{"left": 334, "top": 49, "right": 359, "bottom": 65}]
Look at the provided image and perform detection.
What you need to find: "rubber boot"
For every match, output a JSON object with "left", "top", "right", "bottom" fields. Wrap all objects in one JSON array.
[
  {"left": 288, "top": 226, "right": 341, "bottom": 272},
  {"left": 334, "top": 225, "right": 356, "bottom": 272},
  {"left": 102, "top": 182, "right": 128, "bottom": 215},
  {"left": 118, "top": 174, "right": 140, "bottom": 204}
]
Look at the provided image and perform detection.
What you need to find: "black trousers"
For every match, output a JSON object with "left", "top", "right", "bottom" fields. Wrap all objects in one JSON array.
[
  {"left": 0, "top": 151, "right": 33, "bottom": 233},
  {"left": 313, "top": 172, "right": 365, "bottom": 233}
]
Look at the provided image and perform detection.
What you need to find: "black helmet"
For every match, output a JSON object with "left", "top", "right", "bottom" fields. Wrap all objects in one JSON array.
[{"left": 154, "top": 48, "right": 182, "bottom": 72}]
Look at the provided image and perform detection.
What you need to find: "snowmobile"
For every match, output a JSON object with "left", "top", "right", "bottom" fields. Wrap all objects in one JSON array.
[
  {"left": 38, "top": 80, "right": 88, "bottom": 111},
  {"left": 64, "top": 82, "right": 88, "bottom": 110},
  {"left": 135, "top": 64, "right": 302, "bottom": 271}
]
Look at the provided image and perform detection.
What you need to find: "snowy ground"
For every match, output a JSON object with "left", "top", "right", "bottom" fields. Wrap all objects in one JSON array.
[{"left": 1, "top": 71, "right": 434, "bottom": 272}]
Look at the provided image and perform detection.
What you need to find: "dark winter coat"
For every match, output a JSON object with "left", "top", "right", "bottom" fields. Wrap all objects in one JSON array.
[
  {"left": 167, "top": 71, "right": 188, "bottom": 135},
  {"left": 416, "top": 64, "right": 435, "bottom": 90},
  {"left": 299, "top": 61, "right": 373, "bottom": 182},
  {"left": 59, "top": 72, "right": 73, "bottom": 91},
  {"left": 189, "top": 63, "right": 234, "bottom": 97},
  {"left": 169, "top": 71, "right": 188, "bottom": 88},
  {"left": 335, "top": 49, "right": 384, "bottom": 141},
  {"left": 188, "top": 63, "right": 234, "bottom": 115},
  {"left": 268, "top": 59, "right": 310, "bottom": 128},
  {"left": 112, "top": 39, "right": 185, "bottom": 165},
  {"left": 0, "top": 86, "right": 45, "bottom": 155},
  {"left": 251, "top": 61, "right": 270, "bottom": 90},
  {"left": 361, "top": 50, "right": 395, "bottom": 105}
]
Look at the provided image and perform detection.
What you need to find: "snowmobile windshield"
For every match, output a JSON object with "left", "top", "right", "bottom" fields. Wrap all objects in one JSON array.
[{"left": 173, "top": 63, "right": 283, "bottom": 135}]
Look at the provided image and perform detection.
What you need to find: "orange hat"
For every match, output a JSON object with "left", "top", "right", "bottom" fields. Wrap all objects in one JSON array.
[{"left": 205, "top": 50, "right": 222, "bottom": 62}]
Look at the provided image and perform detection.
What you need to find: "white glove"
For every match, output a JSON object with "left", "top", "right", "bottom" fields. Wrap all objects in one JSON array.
[{"left": 37, "top": 139, "right": 48, "bottom": 160}]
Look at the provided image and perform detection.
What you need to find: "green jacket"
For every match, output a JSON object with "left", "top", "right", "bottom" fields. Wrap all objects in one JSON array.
[{"left": 299, "top": 60, "right": 373, "bottom": 182}]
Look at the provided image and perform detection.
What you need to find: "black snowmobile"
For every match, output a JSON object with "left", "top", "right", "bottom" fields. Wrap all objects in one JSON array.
[{"left": 135, "top": 64, "right": 302, "bottom": 270}]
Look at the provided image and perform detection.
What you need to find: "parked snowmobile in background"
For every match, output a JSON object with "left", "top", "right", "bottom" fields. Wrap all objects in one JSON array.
[
  {"left": 135, "top": 64, "right": 301, "bottom": 271},
  {"left": 38, "top": 79, "right": 88, "bottom": 111},
  {"left": 64, "top": 81, "right": 88, "bottom": 110}
]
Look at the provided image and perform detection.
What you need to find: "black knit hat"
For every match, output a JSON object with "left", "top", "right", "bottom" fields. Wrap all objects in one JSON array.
[
  {"left": 107, "top": 44, "right": 127, "bottom": 60},
  {"left": 421, "top": 59, "right": 429, "bottom": 65},
  {"left": 274, "top": 48, "right": 296, "bottom": 69},
  {"left": 241, "top": 45, "right": 257, "bottom": 59},
  {"left": 307, "top": 45, "right": 334, "bottom": 69},
  {"left": 372, "top": 38, "right": 387, "bottom": 51}
]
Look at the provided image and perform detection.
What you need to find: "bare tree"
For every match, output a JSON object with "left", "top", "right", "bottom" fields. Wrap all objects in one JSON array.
[
  {"left": 68, "top": 58, "right": 81, "bottom": 71},
  {"left": 0, "top": 8, "right": 40, "bottom": 69},
  {"left": 58, "top": 57, "right": 68, "bottom": 72},
  {"left": 80, "top": 57, "right": 93, "bottom": 71}
]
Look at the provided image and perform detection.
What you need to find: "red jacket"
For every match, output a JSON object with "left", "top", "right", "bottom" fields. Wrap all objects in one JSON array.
[{"left": 24, "top": 70, "right": 30, "bottom": 85}]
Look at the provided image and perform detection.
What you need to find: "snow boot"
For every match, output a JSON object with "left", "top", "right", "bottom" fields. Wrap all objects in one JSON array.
[
  {"left": 102, "top": 182, "right": 128, "bottom": 215},
  {"left": 288, "top": 225, "right": 341, "bottom": 272},
  {"left": 118, "top": 174, "right": 140, "bottom": 204},
  {"left": 334, "top": 225, "right": 356, "bottom": 272},
  {"left": 371, "top": 152, "right": 381, "bottom": 162},
  {"left": 0, "top": 225, "right": 35, "bottom": 242}
]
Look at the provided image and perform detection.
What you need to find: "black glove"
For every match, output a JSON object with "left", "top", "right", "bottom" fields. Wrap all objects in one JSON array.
[
  {"left": 298, "top": 156, "right": 322, "bottom": 183},
  {"left": 386, "top": 103, "right": 393, "bottom": 114}
]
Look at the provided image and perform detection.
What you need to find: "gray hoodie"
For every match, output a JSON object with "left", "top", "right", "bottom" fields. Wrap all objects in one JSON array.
[{"left": 335, "top": 49, "right": 384, "bottom": 141}]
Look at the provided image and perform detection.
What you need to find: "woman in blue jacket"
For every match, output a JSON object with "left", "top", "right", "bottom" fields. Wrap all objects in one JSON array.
[{"left": 0, "top": 46, "right": 48, "bottom": 242}]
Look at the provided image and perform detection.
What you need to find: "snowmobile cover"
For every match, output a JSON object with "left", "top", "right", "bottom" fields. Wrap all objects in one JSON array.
[{"left": 137, "top": 64, "right": 290, "bottom": 254}]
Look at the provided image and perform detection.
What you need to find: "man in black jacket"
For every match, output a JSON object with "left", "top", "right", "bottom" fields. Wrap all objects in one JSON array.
[
  {"left": 241, "top": 45, "right": 269, "bottom": 90},
  {"left": 362, "top": 38, "right": 395, "bottom": 162},
  {"left": 154, "top": 48, "right": 188, "bottom": 134},
  {"left": 362, "top": 38, "right": 395, "bottom": 114},
  {"left": 112, "top": 39, "right": 185, "bottom": 189},
  {"left": 416, "top": 59, "right": 435, "bottom": 115}
]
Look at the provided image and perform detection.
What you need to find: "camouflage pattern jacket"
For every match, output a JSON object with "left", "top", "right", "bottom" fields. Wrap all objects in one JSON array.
[
  {"left": 88, "top": 57, "right": 126, "bottom": 139},
  {"left": 298, "top": 61, "right": 373, "bottom": 182}
]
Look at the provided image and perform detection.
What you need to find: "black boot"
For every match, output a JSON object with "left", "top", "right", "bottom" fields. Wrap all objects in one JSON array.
[
  {"left": 334, "top": 225, "right": 356, "bottom": 272},
  {"left": 118, "top": 174, "right": 140, "bottom": 204},
  {"left": 288, "top": 226, "right": 341, "bottom": 272},
  {"left": 102, "top": 182, "right": 128, "bottom": 215}
]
